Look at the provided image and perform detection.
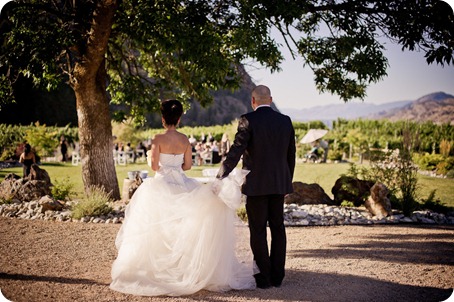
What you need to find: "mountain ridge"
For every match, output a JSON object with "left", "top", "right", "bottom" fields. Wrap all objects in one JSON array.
[{"left": 279, "top": 92, "right": 454, "bottom": 125}]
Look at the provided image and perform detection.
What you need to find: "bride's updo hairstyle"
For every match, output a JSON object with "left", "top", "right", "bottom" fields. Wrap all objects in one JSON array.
[{"left": 161, "top": 99, "right": 183, "bottom": 126}]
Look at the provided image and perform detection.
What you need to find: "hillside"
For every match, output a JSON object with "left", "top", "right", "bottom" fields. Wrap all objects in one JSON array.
[
  {"left": 107, "top": 65, "right": 281, "bottom": 127},
  {"left": 2, "top": 67, "right": 451, "bottom": 127},
  {"left": 180, "top": 65, "right": 279, "bottom": 127},
  {"left": 370, "top": 92, "right": 454, "bottom": 124},
  {"left": 279, "top": 100, "right": 412, "bottom": 123},
  {"left": 280, "top": 92, "right": 454, "bottom": 125}
]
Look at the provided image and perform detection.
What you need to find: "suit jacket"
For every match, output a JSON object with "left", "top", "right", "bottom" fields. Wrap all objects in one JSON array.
[{"left": 217, "top": 106, "right": 296, "bottom": 196}]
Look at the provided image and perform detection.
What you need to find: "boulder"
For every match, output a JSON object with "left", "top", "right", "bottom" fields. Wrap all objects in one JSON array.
[
  {"left": 29, "top": 164, "right": 52, "bottom": 185},
  {"left": 365, "top": 182, "right": 392, "bottom": 219},
  {"left": 285, "top": 182, "right": 334, "bottom": 205},
  {"left": 331, "top": 176, "right": 375, "bottom": 206},
  {"left": 4, "top": 173, "right": 21, "bottom": 181},
  {"left": 0, "top": 167, "right": 52, "bottom": 202},
  {"left": 39, "top": 195, "right": 64, "bottom": 212},
  {"left": 0, "top": 174, "right": 25, "bottom": 201},
  {"left": 17, "top": 180, "right": 52, "bottom": 202}
]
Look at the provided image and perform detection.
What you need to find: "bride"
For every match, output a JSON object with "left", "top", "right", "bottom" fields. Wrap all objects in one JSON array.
[{"left": 110, "top": 100, "right": 256, "bottom": 296}]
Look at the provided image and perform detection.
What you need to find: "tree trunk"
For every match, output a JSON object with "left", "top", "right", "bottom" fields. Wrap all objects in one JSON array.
[
  {"left": 74, "top": 65, "right": 120, "bottom": 200},
  {"left": 72, "top": 0, "right": 120, "bottom": 200}
]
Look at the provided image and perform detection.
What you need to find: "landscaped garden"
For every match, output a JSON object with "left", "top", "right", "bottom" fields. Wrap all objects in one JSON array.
[{"left": 1, "top": 119, "right": 453, "bottom": 217}]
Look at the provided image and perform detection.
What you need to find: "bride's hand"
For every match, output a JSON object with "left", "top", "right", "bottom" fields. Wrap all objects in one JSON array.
[
  {"left": 146, "top": 150, "right": 152, "bottom": 167},
  {"left": 211, "top": 178, "right": 222, "bottom": 195}
]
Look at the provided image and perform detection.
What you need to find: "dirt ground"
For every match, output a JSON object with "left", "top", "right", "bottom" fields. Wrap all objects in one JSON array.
[{"left": 0, "top": 217, "right": 453, "bottom": 302}]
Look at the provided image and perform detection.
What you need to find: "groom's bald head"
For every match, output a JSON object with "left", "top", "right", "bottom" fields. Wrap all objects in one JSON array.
[{"left": 251, "top": 85, "right": 272, "bottom": 109}]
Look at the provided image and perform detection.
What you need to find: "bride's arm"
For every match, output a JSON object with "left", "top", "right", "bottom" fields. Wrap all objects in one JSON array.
[
  {"left": 182, "top": 142, "right": 192, "bottom": 171},
  {"left": 150, "top": 137, "right": 160, "bottom": 172}
]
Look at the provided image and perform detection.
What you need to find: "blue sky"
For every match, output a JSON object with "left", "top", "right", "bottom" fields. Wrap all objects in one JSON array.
[
  {"left": 244, "top": 0, "right": 454, "bottom": 110},
  {"left": 245, "top": 35, "right": 454, "bottom": 111}
]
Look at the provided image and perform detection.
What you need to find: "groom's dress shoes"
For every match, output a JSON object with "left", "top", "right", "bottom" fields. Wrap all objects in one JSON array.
[
  {"left": 256, "top": 282, "right": 271, "bottom": 289},
  {"left": 254, "top": 274, "right": 271, "bottom": 289}
]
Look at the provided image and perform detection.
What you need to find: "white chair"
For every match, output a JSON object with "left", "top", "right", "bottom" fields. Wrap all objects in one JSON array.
[
  {"left": 113, "top": 150, "right": 118, "bottom": 165},
  {"left": 203, "top": 151, "right": 213, "bottom": 165},
  {"left": 71, "top": 152, "right": 80, "bottom": 166},
  {"left": 125, "top": 151, "right": 135, "bottom": 163},
  {"left": 117, "top": 151, "right": 127, "bottom": 165},
  {"left": 136, "top": 150, "right": 146, "bottom": 163}
]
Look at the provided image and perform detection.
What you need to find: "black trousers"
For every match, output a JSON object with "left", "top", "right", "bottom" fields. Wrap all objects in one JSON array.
[{"left": 245, "top": 194, "right": 286, "bottom": 286}]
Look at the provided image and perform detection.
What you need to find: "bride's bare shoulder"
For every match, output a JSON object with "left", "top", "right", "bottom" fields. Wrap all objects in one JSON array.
[{"left": 177, "top": 131, "right": 189, "bottom": 140}]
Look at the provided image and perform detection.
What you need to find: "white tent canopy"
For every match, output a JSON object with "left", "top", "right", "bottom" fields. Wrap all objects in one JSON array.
[{"left": 300, "top": 129, "right": 328, "bottom": 144}]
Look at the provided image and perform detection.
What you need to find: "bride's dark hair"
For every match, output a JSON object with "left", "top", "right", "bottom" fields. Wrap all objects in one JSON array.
[{"left": 161, "top": 99, "right": 183, "bottom": 126}]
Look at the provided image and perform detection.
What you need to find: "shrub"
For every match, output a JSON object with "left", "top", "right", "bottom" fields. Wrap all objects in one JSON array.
[
  {"left": 25, "top": 122, "right": 59, "bottom": 157},
  {"left": 51, "top": 177, "right": 74, "bottom": 201},
  {"left": 340, "top": 201, "right": 355, "bottom": 207},
  {"left": 328, "top": 150, "right": 343, "bottom": 161},
  {"left": 0, "top": 124, "right": 25, "bottom": 160},
  {"left": 439, "top": 139, "right": 452, "bottom": 157},
  {"left": 236, "top": 206, "right": 248, "bottom": 223},
  {"left": 446, "top": 170, "right": 454, "bottom": 179},
  {"left": 413, "top": 153, "right": 444, "bottom": 171},
  {"left": 420, "top": 190, "right": 452, "bottom": 214},
  {"left": 71, "top": 186, "right": 113, "bottom": 220},
  {"left": 345, "top": 127, "right": 420, "bottom": 215},
  {"left": 0, "top": 196, "right": 14, "bottom": 205}
]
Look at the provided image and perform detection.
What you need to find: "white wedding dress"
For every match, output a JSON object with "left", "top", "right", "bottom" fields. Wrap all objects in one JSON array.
[{"left": 110, "top": 153, "right": 256, "bottom": 296}]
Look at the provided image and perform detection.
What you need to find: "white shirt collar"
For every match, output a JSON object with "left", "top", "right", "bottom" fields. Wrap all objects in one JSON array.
[{"left": 254, "top": 104, "right": 271, "bottom": 111}]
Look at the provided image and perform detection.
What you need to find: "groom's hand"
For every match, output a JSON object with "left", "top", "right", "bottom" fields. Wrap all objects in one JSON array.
[{"left": 211, "top": 178, "right": 222, "bottom": 195}]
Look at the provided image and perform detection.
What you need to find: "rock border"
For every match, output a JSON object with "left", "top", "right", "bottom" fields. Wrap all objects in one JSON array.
[{"left": 0, "top": 199, "right": 453, "bottom": 226}]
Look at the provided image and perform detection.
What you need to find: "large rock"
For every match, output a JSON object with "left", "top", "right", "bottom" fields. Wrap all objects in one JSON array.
[
  {"left": 29, "top": 164, "right": 52, "bottom": 184},
  {"left": 0, "top": 173, "right": 25, "bottom": 201},
  {"left": 39, "top": 195, "right": 64, "bottom": 212},
  {"left": 365, "top": 182, "right": 392, "bottom": 219},
  {"left": 16, "top": 180, "right": 52, "bottom": 202},
  {"left": 331, "top": 176, "right": 375, "bottom": 206},
  {"left": 285, "top": 182, "right": 334, "bottom": 205},
  {"left": 0, "top": 166, "right": 52, "bottom": 202}
]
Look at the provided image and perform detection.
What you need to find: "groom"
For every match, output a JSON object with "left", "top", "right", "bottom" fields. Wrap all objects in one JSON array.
[{"left": 216, "top": 85, "right": 296, "bottom": 289}]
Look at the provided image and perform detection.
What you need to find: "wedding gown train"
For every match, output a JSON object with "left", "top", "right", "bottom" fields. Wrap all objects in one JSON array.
[{"left": 110, "top": 153, "right": 256, "bottom": 296}]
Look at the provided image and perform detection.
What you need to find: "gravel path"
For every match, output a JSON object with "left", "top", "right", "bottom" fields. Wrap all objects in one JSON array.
[{"left": 0, "top": 217, "right": 453, "bottom": 302}]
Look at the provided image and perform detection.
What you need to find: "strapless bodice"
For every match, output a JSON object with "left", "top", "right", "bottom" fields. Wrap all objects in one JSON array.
[
  {"left": 154, "top": 153, "right": 193, "bottom": 189},
  {"left": 159, "top": 153, "right": 184, "bottom": 167}
]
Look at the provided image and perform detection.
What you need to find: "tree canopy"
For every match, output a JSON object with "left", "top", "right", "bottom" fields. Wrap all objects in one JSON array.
[
  {"left": 0, "top": 0, "right": 452, "bottom": 199},
  {"left": 1, "top": 0, "right": 453, "bottom": 119}
]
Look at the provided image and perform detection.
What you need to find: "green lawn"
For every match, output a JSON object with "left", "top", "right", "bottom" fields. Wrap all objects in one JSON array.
[{"left": 1, "top": 161, "right": 453, "bottom": 207}]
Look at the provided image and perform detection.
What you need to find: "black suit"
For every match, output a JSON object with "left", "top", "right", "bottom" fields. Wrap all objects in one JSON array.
[{"left": 217, "top": 106, "right": 296, "bottom": 287}]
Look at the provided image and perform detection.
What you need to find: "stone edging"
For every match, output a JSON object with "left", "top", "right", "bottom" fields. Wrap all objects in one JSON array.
[{"left": 1, "top": 200, "right": 453, "bottom": 226}]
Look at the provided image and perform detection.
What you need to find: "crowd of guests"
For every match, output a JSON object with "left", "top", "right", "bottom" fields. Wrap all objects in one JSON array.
[
  {"left": 189, "top": 133, "right": 230, "bottom": 166},
  {"left": 14, "top": 132, "right": 230, "bottom": 176},
  {"left": 113, "top": 140, "right": 150, "bottom": 163},
  {"left": 112, "top": 133, "right": 231, "bottom": 166}
]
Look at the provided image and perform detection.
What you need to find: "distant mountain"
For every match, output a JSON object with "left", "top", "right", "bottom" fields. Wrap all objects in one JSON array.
[
  {"left": 279, "top": 100, "right": 412, "bottom": 122},
  {"left": 370, "top": 92, "right": 454, "bottom": 124},
  {"left": 280, "top": 92, "right": 454, "bottom": 125},
  {"left": 149, "top": 65, "right": 281, "bottom": 127}
]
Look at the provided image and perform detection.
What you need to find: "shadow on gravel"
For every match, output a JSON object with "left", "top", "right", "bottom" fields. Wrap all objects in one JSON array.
[
  {"left": 289, "top": 225, "right": 454, "bottom": 266},
  {"left": 0, "top": 272, "right": 105, "bottom": 286},
  {"left": 224, "top": 270, "right": 453, "bottom": 302}
]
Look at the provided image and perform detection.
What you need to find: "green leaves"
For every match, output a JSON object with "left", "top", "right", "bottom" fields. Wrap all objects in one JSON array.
[
  {"left": 298, "top": 32, "right": 388, "bottom": 101},
  {"left": 0, "top": 0, "right": 452, "bottom": 118}
]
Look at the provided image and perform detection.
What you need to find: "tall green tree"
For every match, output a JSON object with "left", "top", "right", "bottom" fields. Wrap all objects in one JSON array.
[{"left": 1, "top": 0, "right": 452, "bottom": 199}]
